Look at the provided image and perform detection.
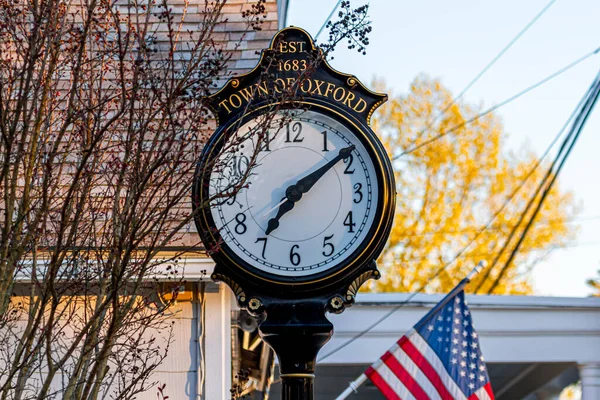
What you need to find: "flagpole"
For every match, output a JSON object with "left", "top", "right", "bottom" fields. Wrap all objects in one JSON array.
[{"left": 333, "top": 261, "right": 486, "bottom": 400}]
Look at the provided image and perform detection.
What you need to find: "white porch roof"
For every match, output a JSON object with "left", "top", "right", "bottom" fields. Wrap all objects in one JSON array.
[{"left": 321, "top": 293, "right": 600, "bottom": 365}]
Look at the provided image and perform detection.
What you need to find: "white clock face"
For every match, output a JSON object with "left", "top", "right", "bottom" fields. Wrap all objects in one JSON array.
[{"left": 208, "top": 109, "right": 379, "bottom": 277}]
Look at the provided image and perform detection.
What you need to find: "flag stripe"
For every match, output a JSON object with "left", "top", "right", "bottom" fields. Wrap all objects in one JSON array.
[
  {"left": 474, "top": 384, "right": 491, "bottom": 400},
  {"left": 388, "top": 343, "right": 443, "bottom": 400},
  {"left": 484, "top": 383, "right": 495, "bottom": 400},
  {"left": 400, "top": 336, "right": 455, "bottom": 400},
  {"left": 378, "top": 362, "right": 418, "bottom": 400},
  {"left": 467, "top": 381, "right": 494, "bottom": 400},
  {"left": 366, "top": 366, "right": 402, "bottom": 400},
  {"left": 362, "top": 290, "right": 494, "bottom": 400},
  {"left": 382, "top": 350, "right": 429, "bottom": 400},
  {"left": 408, "top": 331, "right": 468, "bottom": 400}
]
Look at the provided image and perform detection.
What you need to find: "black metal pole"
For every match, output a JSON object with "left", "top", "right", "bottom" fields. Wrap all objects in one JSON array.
[{"left": 259, "top": 300, "right": 333, "bottom": 400}]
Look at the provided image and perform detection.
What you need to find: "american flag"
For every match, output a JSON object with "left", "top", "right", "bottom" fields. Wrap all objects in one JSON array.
[{"left": 365, "top": 290, "right": 494, "bottom": 400}]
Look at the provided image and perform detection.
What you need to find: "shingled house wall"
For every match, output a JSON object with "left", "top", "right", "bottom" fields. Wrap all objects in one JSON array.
[{"left": 148, "top": 0, "right": 282, "bottom": 252}]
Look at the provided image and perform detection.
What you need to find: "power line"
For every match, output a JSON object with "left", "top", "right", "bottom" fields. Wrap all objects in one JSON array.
[
  {"left": 437, "top": 0, "right": 558, "bottom": 120},
  {"left": 318, "top": 147, "right": 552, "bottom": 362},
  {"left": 475, "top": 68, "right": 600, "bottom": 293},
  {"left": 391, "top": 46, "right": 600, "bottom": 161},
  {"left": 396, "top": 215, "right": 600, "bottom": 238},
  {"left": 317, "top": 61, "right": 600, "bottom": 364},
  {"left": 315, "top": 0, "right": 342, "bottom": 41},
  {"left": 485, "top": 68, "right": 600, "bottom": 294},
  {"left": 473, "top": 69, "right": 599, "bottom": 292}
]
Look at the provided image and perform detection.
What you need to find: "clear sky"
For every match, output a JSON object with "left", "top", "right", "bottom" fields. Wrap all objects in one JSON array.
[{"left": 287, "top": 0, "right": 600, "bottom": 297}]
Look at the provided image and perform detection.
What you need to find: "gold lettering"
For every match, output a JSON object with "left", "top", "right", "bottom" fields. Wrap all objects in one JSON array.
[
  {"left": 353, "top": 98, "right": 367, "bottom": 113},
  {"left": 218, "top": 99, "right": 232, "bottom": 113},
  {"left": 312, "top": 79, "right": 325, "bottom": 96},
  {"left": 324, "top": 83, "right": 336, "bottom": 98},
  {"left": 229, "top": 93, "right": 242, "bottom": 109},
  {"left": 256, "top": 81, "right": 269, "bottom": 96},
  {"left": 342, "top": 91, "right": 356, "bottom": 108},
  {"left": 279, "top": 41, "right": 288, "bottom": 53},
  {"left": 300, "top": 79, "right": 312, "bottom": 93},
  {"left": 278, "top": 41, "right": 306, "bottom": 53},
  {"left": 286, "top": 77, "right": 296, "bottom": 89},
  {"left": 333, "top": 87, "right": 346, "bottom": 102},
  {"left": 239, "top": 86, "right": 255, "bottom": 102},
  {"left": 274, "top": 78, "right": 285, "bottom": 93}
]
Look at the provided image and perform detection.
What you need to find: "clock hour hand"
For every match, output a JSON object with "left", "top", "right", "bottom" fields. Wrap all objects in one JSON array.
[
  {"left": 296, "top": 145, "right": 355, "bottom": 194},
  {"left": 264, "top": 145, "right": 355, "bottom": 236},
  {"left": 264, "top": 198, "right": 295, "bottom": 235}
]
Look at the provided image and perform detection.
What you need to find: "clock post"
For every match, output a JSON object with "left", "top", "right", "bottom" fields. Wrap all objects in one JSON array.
[{"left": 192, "top": 27, "right": 395, "bottom": 400}]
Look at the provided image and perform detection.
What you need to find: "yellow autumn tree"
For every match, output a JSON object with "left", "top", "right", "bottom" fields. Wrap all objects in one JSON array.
[{"left": 372, "top": 76, "right": 578, "bottom": 294}]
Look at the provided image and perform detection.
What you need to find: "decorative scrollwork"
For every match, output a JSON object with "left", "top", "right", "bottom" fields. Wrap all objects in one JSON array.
[
  {"left": 231, "top": 79, "right": 240, "bottom": 88},
  {"left": 345, "top": 270, "right": 378, "bottom": 302},
  {"left": 212, "top": 272, "right": 247, "bottom": 304},
  {"left": 347, "top": 77, "right": 357, "bottom": 87}
]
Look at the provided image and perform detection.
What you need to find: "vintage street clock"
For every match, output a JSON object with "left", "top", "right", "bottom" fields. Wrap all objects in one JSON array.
[{"left": 192, "top": 27, "right": 395, "bottom": 399}]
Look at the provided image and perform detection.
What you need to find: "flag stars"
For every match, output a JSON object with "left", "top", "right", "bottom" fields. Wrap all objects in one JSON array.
[
  {"left": 469, "top": 373, "right": 475, "bottom": 380},
  {"left": 470, "top": 362, "right": 477, "bottom": 370},
  {"left": 479, "top": 365, "right": 486, "bottom": 372},
  {"left": 468, "top": 383, "right": 475, "bottom": 390},
  {"left": 460, "top": 360, "right": 467, "bottom": 367},
  {"left": 437, "top": 315, "right": 443, "bottom": 322},
  {"left": 462, "top": 341, "right": 468, "bottom": 347},
  {"left": 472, "top": 332, "right": 478, "bottom": 339},
  {"left": 461, "top": 351, "right": 467, "bottom": 358},
  {"left": 438, "top": 326, "right": 443, "bottom": 332},
  {"left": 471, "top": 342, "right": 478, "bottom": 349},
  {"left": 437, "top": 337, "right": 443, "bottom": 342},
  {"left": 455, "top": 318, "right": 460, "bottom": 324},
  {"left": 479, "top": 375, "right": 486, "bottom": 382},
  {"left": 453, "top": 338, "right": 459, "bottom": 345},
  {"left": 463, "top": 320, "right": 469, "bottom": 326},
  {"left": 427, "top": 325, "right": 434, "bottom": 332},
  {"left": 451, "top": 358, "right": 458, "bottom": 365},
  {"left": 460, "top": 370, "right": 466, "bottom": 377}
]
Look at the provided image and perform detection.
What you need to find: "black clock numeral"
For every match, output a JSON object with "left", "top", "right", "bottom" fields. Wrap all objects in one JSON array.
[
  {"left": 255, "top": 237, "right": 267, "bottom": 259},
  {"left": 343, "top": 211, "right": 356, "bottom": 233},
  {"left": 343, "top": 154, "right": 355, "bottom": 174},
  {"left": 226, "top": 192, "right": 237, "bottom": 206},
  {"left": 322, "top": 234, "right": 335, "bottom": 257},
  {"left": 290, "top": 244, "right": 301, "bottom": 266},
  {"left": 230, "top": 155, "right": 249, "bottom": 179},
  {"left": 234, "top": 213, "right": 247, "bottom": 235},
  {"left": 260, "top": 131, "right": 271, "bottom": 151},
  {"left": 353, "top": 183, "right": 363, "bottom": 203},
  {"left": 285, "top": 122, "right": 304, "bottom": 143},
  {"left": 320, "top": 130, "right": 329, "bottom": 152}
]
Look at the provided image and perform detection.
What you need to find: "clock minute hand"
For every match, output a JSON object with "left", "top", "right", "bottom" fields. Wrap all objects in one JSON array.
[
  {"left": 264, "top": 145, "right": 355, "bottom": 236},
  {"left": 296, "top": 145, "right": 355, "bottom": 194}
]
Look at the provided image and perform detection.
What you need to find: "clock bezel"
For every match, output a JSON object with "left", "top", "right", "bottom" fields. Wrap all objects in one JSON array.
[{"left": 192, "top": 101, "right": 395, "bottom": 293}]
